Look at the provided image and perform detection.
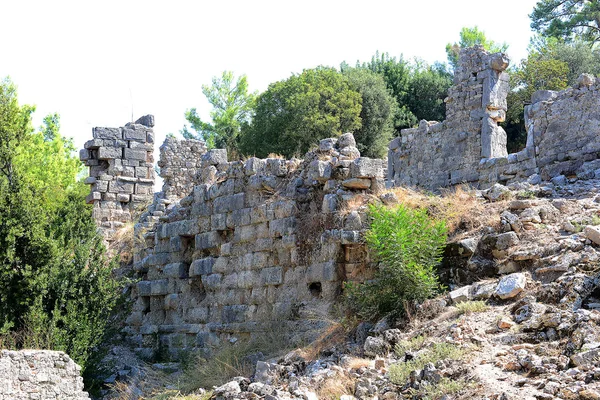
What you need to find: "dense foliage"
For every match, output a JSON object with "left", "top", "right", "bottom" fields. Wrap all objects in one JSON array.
[
  {"left": 530, "top": 0, "right": 600, "bottom": 43},
  {"left": 341, "top": 68, "right": 397, "bottom": 158},
  {"left": 239, "top": 67, "right": 362, "bottom": 158},
  {"left": 182, "top": 71, "right": 257, "bottom": 157},
  {"left": 0, "top": 78, "right": 121, "bottom": 372},
  {"left": 345, "top": 203, "right": 447, "bottom": 321}
]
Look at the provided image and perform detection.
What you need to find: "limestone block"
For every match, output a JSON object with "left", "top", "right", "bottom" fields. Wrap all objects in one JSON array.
[
  {"left": 135, "top": 114, "right": 155, "bottom": 127},
  {"left": 84, "top": 138, "right": 103, "bottom": 149},
  {"left": 338, "top": 132, "right": 356, "bottom": 148},
  {"left": 495, "top": 273, "right": 526, "bottom": 299},
  {"left": 269, "top": 217, "right": 296, "bottom": 237},
  {"left": 137, "top": 281, "right": 152, "bottom": 296},
  {"left": 213, "top": 193, "right": 245, "bottom": 214},
  {"left": 124, "top": 148, "right": 148, "bottom": 161},
  {"left": 244, "top": 157, "right": 265, "bottom": 176},
  {"left": 307, "top": 261, "right": 338, "bottom": 282},
  {"left": 221, "top": 305, "right": 248, "bottom": 323},
  {"left": 308, "top": 160, "right": 332, "bottom": 182},
  {"left": 322, "top": 194, "right": 338, "bottom": 213},
  {"left": 164, "top": 263, "right": 188, "bottom": 279},
  {"left": 190, "top": 257, "right": 215, "bottom": 277},
  {"left": 201, "top": 273, "right": 222, "bottom": 290},
  {"left": 202, "top": 149, "right": 228, "bottom": 165},
  {"left": 571, "top": 348, "right": 600, "bottom": 366},
  {"left": 123, "top": 127, "right": 147, "bottom": 141},
  {"left": 584, "top": 225, "right": 600, "bottom": 246},
  {"left": 261, "top": 266, "right": 283, "bottom": 286},
  {"left": 117, "top": 193, "right": 131, "bottom": 202},
  {"left": 350, "top": 157, "right": 383, "bottom": 178},
  {"left": 319, "top": 137, "right": 337, "bottom": 152},
  {"left": 98, "top": 146, "right": 123, "bottom": 160},
  {"left": 266, "top": 158, "right": 288, "bottom": 176},
  {"left": 273, "top": 200, "right": 296, "bottom": 219},
  {"left": 227, "top": 208, "right": 252, "bottom": 227},
  {"left": 339, "top": 146, "right": 360, "bottom": 159},
  {"left": 94, "top": 127, "right": 122, "bottom": 140},
  {"left": 211, "top": 213, "right": 228, "bottom": 231},
  {"left": 150, "top": 280, "right": 169, "bottom": 296},
  {"left": 164, "top": 294, "right": 179, "bottom": 310},
  {"left": 449, "top": 285, "right": 472, "bottom": 304},
  {"left": 196, "top": 231, "right": 221, "bottom": 250},
  {"left": 342, "top": 178, "right": 371, "bottom": 189}
]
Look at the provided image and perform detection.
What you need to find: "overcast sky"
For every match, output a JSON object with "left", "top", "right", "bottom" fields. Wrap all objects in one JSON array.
[{"left": 1, "top": 0, "right": 539, "bottom": 152}]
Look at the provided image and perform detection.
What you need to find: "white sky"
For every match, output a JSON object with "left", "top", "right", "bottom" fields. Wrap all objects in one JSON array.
[{"left": 1, "top": 0, "right": 539, "bottom": 152}]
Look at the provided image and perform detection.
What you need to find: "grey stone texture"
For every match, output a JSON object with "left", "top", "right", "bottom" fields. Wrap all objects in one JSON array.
[
  {"left": 126, "top": 133, "right": 381, "bottom": 359},
  {"left": 388, "top": 45, "right": 600, "bottom": 191},
  {"left": 0, "top": 350, "right": 89, "bottom": 400},
  {"left": 80, "top": 115, "right": 156, "bottom": 241}
]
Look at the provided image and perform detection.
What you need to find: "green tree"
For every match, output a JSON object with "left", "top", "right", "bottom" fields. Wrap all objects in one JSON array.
[
  {"left": 446, "top": 26, "right": 508, "bottom": 70},
  {"left": 359, "top": 52, "right": 418, "bottom": 131},
  {"left": 0, "top": 78, "right": 121, "bottom": 374},
  {"left": 239, "top": 67, "right": 362, "bottom": 158},
  {"left": 502, "top": 37, "right": 573, "bottom": 152},
  {"left": 345, "top": 204, "right": 447, "bottom": 321},
  {"left": 182, "top": 71, "right": 257, "bottom": 157},
  {"left": 530, "top": 0, "right": 600, "bottom": 43},
  {"left": 342, "top": 68, "right": 397, "bottom": 158},
  {"left": 405, "top": 62, "right": 452, "bottom": 123}
]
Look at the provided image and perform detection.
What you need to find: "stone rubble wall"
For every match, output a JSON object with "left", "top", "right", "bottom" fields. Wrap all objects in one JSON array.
[
  {"left": 0, "top": 350, "right": 89, "bottom": 400},
  {"left": 125, "top": 133, "right": 383, "bottom": 359},
  {"left": 388, "top": 46, "right": 510, "bottom": 189},
  {"left": 388, "top": 46, "right": 600, "bottom": 190},
  {"left": 79, "top": 115, "right": 156, "bottom": 240}
]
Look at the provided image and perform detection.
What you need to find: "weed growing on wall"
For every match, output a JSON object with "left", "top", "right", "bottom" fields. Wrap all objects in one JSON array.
[{"left": 345, "top": 203, "right": 447, "bottom": 321}]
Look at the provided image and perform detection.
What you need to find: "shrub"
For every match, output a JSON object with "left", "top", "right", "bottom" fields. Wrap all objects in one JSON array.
[
  {"left": 345, "top": 203, "right": 447, "bottom": 321},
  {"left": 455, "top": 300, "right": 488, "bottom": 315},
  {"left": 390, "top": 342, "right": 464, "bottom": 384}
]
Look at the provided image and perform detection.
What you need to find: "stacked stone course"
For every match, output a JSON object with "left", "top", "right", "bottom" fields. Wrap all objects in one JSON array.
[
  {"left": 0, "top": 350, "right": 89, "bottom": 400},
  {"left": 126, "top": 133, "right": 383, "bottom": 358},
  {"left": 80, "top": 115, "right": 156, "bottom": 240},
  {"left": 389, "top": 46, "right": 600, "bottom": 190}
]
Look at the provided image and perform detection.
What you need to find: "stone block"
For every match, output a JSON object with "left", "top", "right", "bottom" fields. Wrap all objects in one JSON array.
[
  {"left": 137, "top": 281, "right": 152, "bottom": 296},
  {"left": 495, "top": 273, "right": 526, "bottom": 299},
  {"left": 221, "top": 305, "right": 248, "bottom": 323},
  {"left": 269, "top": 217, "right": 296, "bottom": 237},
  {"left": 150, "top": 280, "right": 169, "bottom": 296},
  {"left": 449, "top": 285, "right": 472, "bottom": 304},
  {"left": 202, "top": 149, "right": 228, "bottom": 165},
  {"left": 201, "top": 273, "right": 222, "bottom": 290},
  {"left": 350, "top": 157, "right": 383, "bottom": 178},
  {"left": 244, "top": 157, "right": 265, "bottom": 176},
  {"left": 308, "top": 160, "right": 332, "bottom": 182},
  {"left": 124, "top": 148, "right": 147, "bottom": 161},
  {"left": 123, "top": 127, "right": 147, "bottom": 141},
  {"left": 98, "top": 147, "right": 123, "bottom": 160},
  {"left": 260, "top": 267, "right": 283, "bottom": 286},
  {"left": 342, "top": 178, "right": 371, "bottom": 189},
  {"left": 190, "top": 257, "right": 215, "bottom": 277},
  {"left": 164, "top": 263, "right": 188, "bottom": 278},
  {"left": 584, "top": 226, "right": 600, "bottom": 246},
  {"left": 195, "top": 231, "right": 221, "bottom": 251},
  {"left": 322, "top": 194, "right": 338, "bottom": 213},
  {"left": 94, "top": 127, "right": 122, "bottom": 140},
  {"left": 338, "top": 132, "right": 356, "bottom": 148},
  {"left": 213, "top": 193, "right": 245, "bottom": 214}
]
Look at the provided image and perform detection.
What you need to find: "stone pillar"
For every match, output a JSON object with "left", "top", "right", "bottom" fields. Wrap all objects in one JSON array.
[
  {"left": 79, "top": 115, "right": 156, "bottom": 240},
  {"left": 481, "top": 52, "right": 510, "bottom": 159}
]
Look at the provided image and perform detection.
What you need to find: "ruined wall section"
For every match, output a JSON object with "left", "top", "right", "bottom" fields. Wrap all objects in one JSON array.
[
  {"left": 0, "top": 350, "right": 89, "bottom": 400},
  {"left": 126, "top": 134, "right": 384, "bottom": 359},
  {"left": 527, "top": 74, "right": 600, "bottom": 180},
  {"left": 79, "top": 115, "right": 155, "bottom": 240},
  {"left": 388, "top": 46, "right": 511, "bottom": 189},
  {"left": 158, "top": 138, "right": 208, "bottom": 200}
]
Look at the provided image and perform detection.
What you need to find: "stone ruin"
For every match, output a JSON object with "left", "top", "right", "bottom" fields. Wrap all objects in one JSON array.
[
  {"left": 0, "top": 350, "right": 89, "bottom": 400},
  {"left": 388, "top": 45, "right": 600, "bottom": 190},
  {"left": 79, "top": 115, "right": 156, "bottom": 241},
  {"left": 78, "top": 45, "right": 600, "bottom": 359}
]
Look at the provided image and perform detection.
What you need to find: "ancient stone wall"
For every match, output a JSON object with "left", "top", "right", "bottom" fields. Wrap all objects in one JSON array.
[
  {"left": 79, "top": 115, "right": 156, "bottom": 240},
  {"left": 0, "top": 350, "right": 89, "bottom": 400},
  {"left": 388, "top": 46, "right": 510, "bottom": 189},
  {"left": 125, "top": 133, "right": 383, "bottom": 359},
  {"left": 389, "top": 47, "right": 600, "bottom": 191}
]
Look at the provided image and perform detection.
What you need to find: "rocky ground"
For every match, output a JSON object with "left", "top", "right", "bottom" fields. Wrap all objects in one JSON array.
[{"left": 105, "top": 167, "right": 600, "bottom": 400}]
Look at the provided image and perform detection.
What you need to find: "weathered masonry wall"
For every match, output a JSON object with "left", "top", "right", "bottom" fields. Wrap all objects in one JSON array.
[
  {"left": 79, "top": 115, "right": 156, "bottom": 240},
  {"left": 126, "top": 133, "right": 383, "bottom": 359},
  {"left": 388, "top": 46, "right": 600, "bottom": 190},
  {"left": 0, "top": 350, "right": 89, "bottom": 400}
]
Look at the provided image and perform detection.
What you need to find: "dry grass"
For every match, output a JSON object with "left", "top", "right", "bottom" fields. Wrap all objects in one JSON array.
[
  {"left": 383, "top": 185, "right": 501, "bottom": 239},
  {"left": 267, "top": 153, "right": 285, "bottom": 159},
  {"left": 296, "top": 322, "right": 347, "bottom": 362},
  {"left": 345, "top": 357, "right": 372, "bottom": 370},
  {"left": 455, "top": 300, "right": 489, "bottom": 315},
  {"left": 108, "top": 222, "right": 135, "bottom": 263},
  {"left": 390, "top": 342, "right": 466, "bottom": 385},
  {"left": 316, "top": 372, "right": 356, "bottom": 400},
  {"left": 339, "top": 193, "right": 372, "bottom": 217}
]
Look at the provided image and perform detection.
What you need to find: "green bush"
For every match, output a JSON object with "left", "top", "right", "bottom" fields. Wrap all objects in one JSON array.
[
  {"left": 0, "top": 78, "right": 122, "bottom": 374},
  {"left": 345, "top": 203, "right": 447, "bottom": 321}
]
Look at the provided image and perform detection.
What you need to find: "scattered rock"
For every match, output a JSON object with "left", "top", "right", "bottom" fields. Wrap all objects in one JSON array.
[{"left": 495, "top": 273, "right": 527, "bottom": 300}]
